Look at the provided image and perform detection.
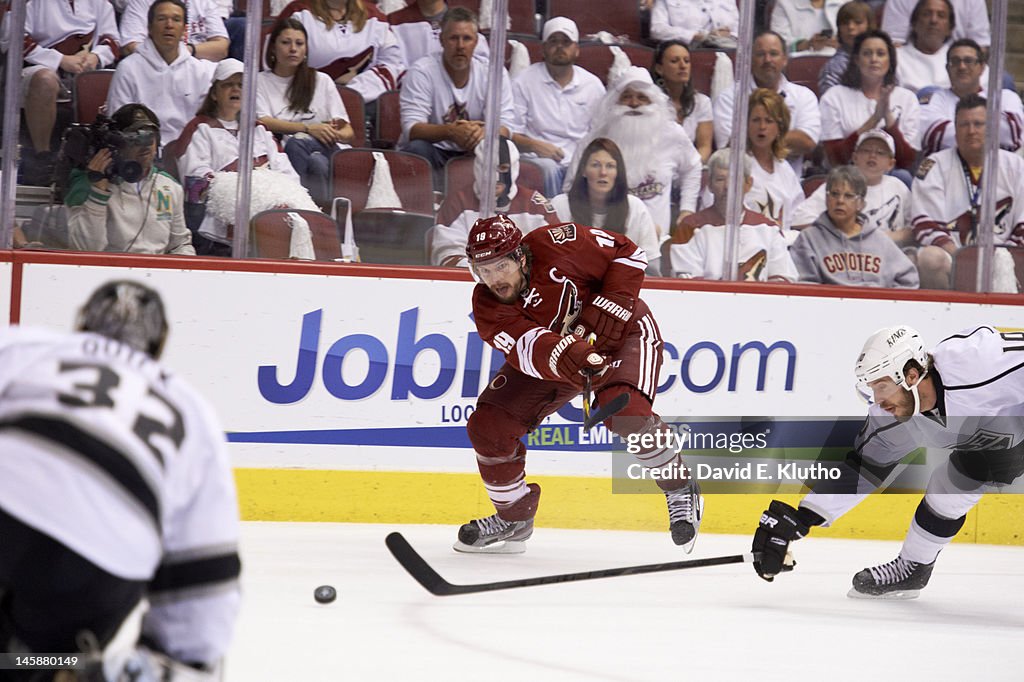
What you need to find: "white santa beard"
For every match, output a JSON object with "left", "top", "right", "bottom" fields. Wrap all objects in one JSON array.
[{"left": 596, "top": 104, "right": 672, "bottom": 186}]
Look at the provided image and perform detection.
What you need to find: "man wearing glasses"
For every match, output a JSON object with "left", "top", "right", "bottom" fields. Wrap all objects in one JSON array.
[{"left": 917, "top": 38, "right": 1024, "bottom": 156}]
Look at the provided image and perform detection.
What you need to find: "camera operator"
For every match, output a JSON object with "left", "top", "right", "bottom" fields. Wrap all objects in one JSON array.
[{"left": 67, "top": 104, "right": 196, "bottom": 255}]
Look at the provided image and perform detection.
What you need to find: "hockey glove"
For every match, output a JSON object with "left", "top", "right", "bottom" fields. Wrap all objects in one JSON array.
[
  {"left": 574, "top": 293, "right": 634, "bottom": 353},
  {"left": 550, "top": 335, "right": 608, "bottom": 385},
  {"left": 751, "top": 500, "right": 817, "bottom": 582}
]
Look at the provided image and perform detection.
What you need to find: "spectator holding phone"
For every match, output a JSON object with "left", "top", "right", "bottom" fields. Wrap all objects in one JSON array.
[{"left": 771, "top": 0, "right": 843, "bottom": 54}]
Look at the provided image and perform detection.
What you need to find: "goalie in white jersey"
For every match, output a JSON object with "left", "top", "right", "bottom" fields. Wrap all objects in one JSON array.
[
  {"left": 0, "top": 281, "right": 240, "bottom": 680},
  {"left": 751, "top": 324, "right": 1024, "bottom": 599}
]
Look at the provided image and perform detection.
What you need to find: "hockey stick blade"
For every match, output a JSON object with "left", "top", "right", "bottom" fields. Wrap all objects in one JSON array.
[
  {"left": 386, "top": 532, "right": 763, "bottom": 597},
  {"left": 583, "top": 393, "right": 630, "bottom": 430}
]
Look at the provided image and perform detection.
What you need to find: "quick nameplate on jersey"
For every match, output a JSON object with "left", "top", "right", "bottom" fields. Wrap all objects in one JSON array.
[{"left": 548, "top": 223, "right": 577, "bottom": 244}]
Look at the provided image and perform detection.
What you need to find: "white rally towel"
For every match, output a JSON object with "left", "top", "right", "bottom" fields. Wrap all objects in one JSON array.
[
  {"left": 992, "top": 247, "right": 1020, "bottom": 293},
  {"left": 508, "top": 40, "right": 530, "bottom": 78},
  {"left": 479, "top": 0, "right": 510, "bottom": 31},
  {"left": 205, "top": 168, "right": 319, "bottom": 225},
  {"left": 711, "top": 51, "right": 735, "bottom": 101},
  {"left": 364, "top": 151, "right": 403, "bottom": 209},
  {"left": 607, "top": 45, "right": 632, "bottom": 88},
  {"left": 286, "top": 212, "right": 316, "bottom": 260}
]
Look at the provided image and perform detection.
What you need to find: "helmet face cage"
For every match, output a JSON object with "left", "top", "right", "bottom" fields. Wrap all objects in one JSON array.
[
  {"left": 854, "top": 326, "right": 927, "bottom": 401},
  {"left": 77, "top": 280, "right": 169, "bottom": 359}
]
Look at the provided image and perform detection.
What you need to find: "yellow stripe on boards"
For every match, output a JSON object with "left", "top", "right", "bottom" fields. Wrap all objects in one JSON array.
[{"left": 233, "top": 469, "right": 1023, "bottom": 545}]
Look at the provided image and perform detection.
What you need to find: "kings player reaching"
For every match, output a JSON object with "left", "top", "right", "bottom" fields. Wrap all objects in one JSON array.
[{"left": 455, "top": 215, "right": 703, "bottom": 553}]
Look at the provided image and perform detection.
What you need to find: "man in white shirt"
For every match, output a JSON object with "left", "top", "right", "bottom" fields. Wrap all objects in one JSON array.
[
  {"left": 918, "top": 39, "right": 1024, "bottom": 156},
  {"left": 895, "top": 0, "right": 953, "bottom": 93},
  {"left": 399, "top": 6, "right": 515, "bottom": 177},
  {"left": 649, "top": 0, "right": 739, "bottom": 48},
  {"left": 106, "top": 0, "right": 216, "bottom": 150},
  {"left": 912, "top": 95, "right": 1024, "bottom": 289},
  {"left": 511, "top": 17, "right": 605, "bottom": 198},
  {"left": 712, "top": 31, "right": 821, "bottom": 170},
  {"left": 882, "top": 0, "right": 990, "bottom": 48},
  {"left": 387, "top": 0, "right": 489, "bottom": 70},
  {"left": 119, "top": 0, "right": 229, "bottom": 61}
]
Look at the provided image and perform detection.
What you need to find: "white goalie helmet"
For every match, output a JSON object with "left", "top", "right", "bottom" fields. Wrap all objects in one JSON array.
[{"left": 855, "top": 325, "right": 928, "bottom": 394}]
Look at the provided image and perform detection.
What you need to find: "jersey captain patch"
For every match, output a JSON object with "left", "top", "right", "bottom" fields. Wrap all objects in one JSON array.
[
  {"left": 548, "top": 223, "right": 577, "bottom": 244},
  {"left": 916, "top": 157, "right": 936, "bottom": 180}
]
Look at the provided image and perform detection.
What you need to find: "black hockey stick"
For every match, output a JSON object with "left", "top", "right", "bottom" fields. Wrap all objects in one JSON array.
[
  {"left": 385, "top": 532, "right": 764, "bottom": 596},
  {"left": 583, "top": 392, "right": 630, "bottom": 430}
]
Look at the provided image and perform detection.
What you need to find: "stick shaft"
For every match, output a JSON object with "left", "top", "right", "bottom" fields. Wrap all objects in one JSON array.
[{"left": 386, "top": 532, "right": 760, "bottom": 597}]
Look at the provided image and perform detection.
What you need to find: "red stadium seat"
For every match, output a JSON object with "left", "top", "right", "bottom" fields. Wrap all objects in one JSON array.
[
  {"left": 329, "top": 149, "right": 435, "bottom": 264},
  {"left": 785, "top": 55, "right": 831, "bottom": 98},
  {"left": 952, "top": 245, "right": 1024, "bottom": 292},
  {"left": 575, "top": 42, "right": 655, "bottom": 85},
  {"left": 73, "top": 70, "right": 115, "bottom": 124},
  {"left": 801, "top": 174, "right": 827, "bottom": 198},
  {"left": 374, "top": 89, "right": 402, "bottom": 149},
  {"left": 504, "top": 34, "right": 544, "bottom": 67},
  {"left": 443, "top": 155, "right": 545, "bottom": 196},
  {"left": 250, "top": 209, "right": 344, "bottom": 260},
  {"left": 688, "top": 48, "right": 733, "bottom": 97},
  {"left": 547, "top": 0, "right": 643, "bottom": 44},
  {"left": 338, "top": 86, "right": 367, "bottom": 148}
]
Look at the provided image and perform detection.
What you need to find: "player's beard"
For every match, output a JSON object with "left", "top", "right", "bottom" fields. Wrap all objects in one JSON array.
[{"left": 597, "top": 104, "right": 671, "bottom": 187}]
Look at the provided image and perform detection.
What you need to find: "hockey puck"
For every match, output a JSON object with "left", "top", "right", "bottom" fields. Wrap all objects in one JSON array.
[{"left": 314, "top": 585, "right": 336, "bottom": 604}]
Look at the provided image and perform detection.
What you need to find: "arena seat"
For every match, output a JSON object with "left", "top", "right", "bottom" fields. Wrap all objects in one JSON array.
[
  {"left": 73, "top": 70, "right": 115, "bottom": 124},
  {"left": 547, "top": 0, "right": 643, "bottom": 44},
  {"left": 250, "top": 208, "right": 344, "bottom": 260},
  {"left": 338, "top": 86, "right": 367, "bottom": 148},
  {"left": 373, "top": 89, "right": 402, "bottom": 149},
  {"left": 443, "top": 155, "right": 546, "bottom": 196},
  {"left": 575, "top": 42, "right": 655, "bottom": 85},
  {"left": 785, "top": 55, "right": 831, "bottom": 98},
  {"left": 952, "top": 245, "right": 1024, "bottom": 293},
  {"left": 449, "top": 0, "right": 540, "bottom": 36}
]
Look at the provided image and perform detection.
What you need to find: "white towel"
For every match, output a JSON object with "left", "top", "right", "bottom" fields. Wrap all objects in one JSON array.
[
  {"left": 711, "top": 51, "right": 735, "bottom": 102},
  {"left": 993, "top": 247, "right": 1020, "bottom": 293},
  {"left": 365, "top": 151, "right": 403, "bottom": 209},
  {"left": 508, "top": 40, "right": 530, "bottom": 78},
  {"left": 607, "top": 46, "right": 632, "bottom": 88},
  {"left": 286, "top": 212, "right": 316, "bottom": 261}
]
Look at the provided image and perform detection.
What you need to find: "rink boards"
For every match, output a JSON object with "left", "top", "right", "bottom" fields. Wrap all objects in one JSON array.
[{"left": 3, "top": 251, "right": 1023, "bottom": 545}]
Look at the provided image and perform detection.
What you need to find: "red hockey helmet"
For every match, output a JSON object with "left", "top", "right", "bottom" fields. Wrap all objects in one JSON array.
[{"left": 466, "top": 215, "right": 522, "bottom": 265}]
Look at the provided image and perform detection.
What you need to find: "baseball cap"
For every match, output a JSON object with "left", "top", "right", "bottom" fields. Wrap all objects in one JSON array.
[
  {"left": 856, "top": 129, "right": 896, "bottom": 155},
  {"left": 110, "top": 103, "right": 160, "bottom": 133},
  {"left": 542, "top": 17, "right": 579, "bottom": 43},
  {"left": 214, "top": 58, "right": 244, "bottom": 83}
]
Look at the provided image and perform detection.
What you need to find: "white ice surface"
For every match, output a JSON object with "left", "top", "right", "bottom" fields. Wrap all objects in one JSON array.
[{"left": 227, "top": 523, "right": 1024, "bottom": 682}]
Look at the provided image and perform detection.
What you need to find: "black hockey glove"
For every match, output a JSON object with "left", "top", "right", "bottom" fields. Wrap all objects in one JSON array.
[
  {"left": 550, "top": 335, "right": 608, "bottom": 386},
  {"left": 751, "top": 500, "right": 820, "bottom": 582},
  {"left": 575, "top": 293, "right": 634, "bottom": 353}
]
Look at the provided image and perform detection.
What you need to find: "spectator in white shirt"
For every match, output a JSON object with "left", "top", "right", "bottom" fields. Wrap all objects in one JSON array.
[
  {"left": 649, "top": 0, "right": 739, "bottom": 48},
  {"left": 895, "top": 0, "right": 954, "bottom": 93},
  {"left": 511, "top": 17, "right": 605, "bottom": 198},
  {"left": 651, "top": 40, "right": 713, "bottom": 162},
  {"left": 770, "top": 0, "right": 842, "bottom": 54},
  {"left": 882, "top": 0, "right": 990, "bottom": 49},
  {"left": 745, "top": 88, "right": 805, "bottom": 235},
  {"left": 119, "top": 0, "right": 229, "bottom": 61}
]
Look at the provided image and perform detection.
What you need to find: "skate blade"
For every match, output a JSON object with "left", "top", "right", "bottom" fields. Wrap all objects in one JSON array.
[
  {"left": 452, "top": 539, "right": 527, "bottom": 554},
  {"left": 847, "top": 587, "right": 921, "bottom": 600}
]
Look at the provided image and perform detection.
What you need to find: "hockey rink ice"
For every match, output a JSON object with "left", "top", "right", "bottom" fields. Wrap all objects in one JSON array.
[{"left": 226, "top": 522, "right": 1024, "bottom": 681}]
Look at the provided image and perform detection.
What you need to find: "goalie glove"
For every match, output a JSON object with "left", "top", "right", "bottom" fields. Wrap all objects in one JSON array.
[
  {"left": 574, "top": 293, "right": 634, "bottom": 353},
  {"left": 751, "top": 501, "right": 822, "bottom": 582},
  {"left": 549, "top": 335, "right": 608, "bottom": 385}
]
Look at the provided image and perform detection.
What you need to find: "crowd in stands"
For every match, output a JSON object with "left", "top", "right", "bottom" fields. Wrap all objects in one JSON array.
[{"left": 5, "top": 0, "right": 1024, "bottom": 291}]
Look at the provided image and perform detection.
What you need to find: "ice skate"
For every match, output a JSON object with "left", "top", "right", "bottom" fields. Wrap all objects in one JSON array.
[
  {"left": 665, "top": 479, "right": 703, "bottom": 553},
  {"left": 848, "top": 556, "right": 935, "bottom": 599},
  {"left": 453, "top": 483, "right": 540, "bottom": 554}
]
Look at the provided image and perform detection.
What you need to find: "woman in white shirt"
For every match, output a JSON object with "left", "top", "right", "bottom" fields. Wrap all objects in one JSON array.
[
  {"left": 177, "top": 58, "right": 312, "bottom": 254},
  {"left": 771, "top": 0, "right": 843, "bottom": 54},
  {"left": 651, "top": 40, "right": 713, "bottom": 162},
  {"left": 746, "top": 88, "right": 804, "bottom": 236},
  {"left": 819, "top": 29, "right": 920, "bottom": 171},
  {"left": 256, "top": 18, "right": 354, "bottom": 206},
  {"left": 550, "top": 137, "right": 661, "bottom": 275}
]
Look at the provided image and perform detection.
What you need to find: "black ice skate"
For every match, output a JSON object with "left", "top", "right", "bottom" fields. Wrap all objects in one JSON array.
[
  {"left": 665, "top": 480, "right": 704, "bottom": 553},
  {"left": 848, "top": 556, "right": 935, "bottom": 599},
  {"left": 453, "top": 483, "right": 540, "bottom": 554}
]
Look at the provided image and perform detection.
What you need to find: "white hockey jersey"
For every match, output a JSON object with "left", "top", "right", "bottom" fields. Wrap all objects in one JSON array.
[
  {"left": 917, "top": 87, "right": 1024, "bottom": 156},
  {"left": 802, "top": 325, "right": 1024, "bottom": 524},
  {"left": 911, "top": 147, "right": 1024, "bottom": 248},
  {"left": 0, "top": 327, "right": 240, "bottom": 665}
]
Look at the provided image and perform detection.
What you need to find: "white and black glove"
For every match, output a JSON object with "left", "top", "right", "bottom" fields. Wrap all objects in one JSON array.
[
  {"left": 574, "top": 293, "right": 634, "bottom": 353},
  {"left": 751, "top": 501, "right": 823, "bottom": 582}
]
